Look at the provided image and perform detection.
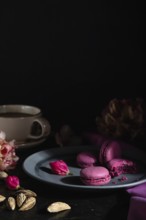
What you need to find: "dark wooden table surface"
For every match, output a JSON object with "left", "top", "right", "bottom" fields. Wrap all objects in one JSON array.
[{"left": 0, "top": 137, "right": 130, "bottom": 220}]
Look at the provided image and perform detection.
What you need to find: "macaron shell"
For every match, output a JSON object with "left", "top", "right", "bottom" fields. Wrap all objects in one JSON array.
[
  {"left": 76, "top": 151, "right": 97, "bottom": 168},
  {"left": 99, "top": 140, "right": 122, "bottom": 164},
  {"left": 80, "top": 166, "right": 111, "bottom": 186}
]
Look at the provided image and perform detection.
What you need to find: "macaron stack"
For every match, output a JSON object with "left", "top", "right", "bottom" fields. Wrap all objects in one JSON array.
[
  {"left": 99, "top": 140, "right": 138, "bottom": 177},
  {"left": 76, "top": 139, "right": 138, "bottom": 186},
  {"left": 76, "top": 150, "right": 111, "bottom": 186}
]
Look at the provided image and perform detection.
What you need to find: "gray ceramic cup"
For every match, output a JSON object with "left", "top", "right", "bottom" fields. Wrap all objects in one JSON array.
[{"left": 0, "top": 104, "right": 51, "bottom": 142}]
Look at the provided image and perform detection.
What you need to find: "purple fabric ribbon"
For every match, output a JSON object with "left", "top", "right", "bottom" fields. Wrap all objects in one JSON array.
[
  {"left": 127, "top": 183, "right": 146, "bottom": 198},
  {"left": 127, "top": 195, "right": 146, "bottom": 220},
  {"left": 126, "top": 184, "right": 146, "bottom": 220},
  {"left": 83, "top": 132, "right": 146, "bottom": 220}
]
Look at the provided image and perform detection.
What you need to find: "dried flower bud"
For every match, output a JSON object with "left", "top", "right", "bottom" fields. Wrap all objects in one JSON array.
[
  {"left": 49, "top": 160, "right": 70, "bottom": 176},
  {"left": 5, "top": 175, "right": 20, "bottom": 190}
]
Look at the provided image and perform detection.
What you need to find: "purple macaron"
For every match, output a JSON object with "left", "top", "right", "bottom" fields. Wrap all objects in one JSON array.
[
  {"left": 106, "top": 158, "right": 138, "bottom": 177},
  {"left": 99, "top": 139, "right": 122, "bottom": 165},
  {"left": 80, "top": 166, "right": 111, "bottom": 186},
  {"left": 76, "top": 151, "right": 97, "bottom": 168}
]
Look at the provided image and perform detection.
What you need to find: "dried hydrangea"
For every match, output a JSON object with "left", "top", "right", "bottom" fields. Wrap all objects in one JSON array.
[
  {"left": 96, "top": 98, "right": 145, "bottom": 141},
  {"left": 0, "top": 131, "right": 19, "bottom": 171}
]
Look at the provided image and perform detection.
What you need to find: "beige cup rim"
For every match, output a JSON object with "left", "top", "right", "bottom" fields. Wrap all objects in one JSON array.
[{"left": 0, "top": 104, "right": 41, "bottom": 118}]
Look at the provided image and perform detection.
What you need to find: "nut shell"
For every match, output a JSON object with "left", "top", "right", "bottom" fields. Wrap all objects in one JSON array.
[
  {"left": 47, "top": 201, "right": 71, "bottom": 213},
  {"left": 0, "top": 195, "right": 6, "bottom": 202},
  {"left": 19, "top": 197, "right": 36, "bottom": 211},
  {"left": 16, "top": 189, "right": 37, "bottom": 197},
  {"left": 16, "top": 193, "right": 27, "bottom": 207},
  {"left": 0, "top": 171, "right": 8, "bottom": 179},
  {"left": 7, "top": 197, "right": 16, "bottom": 210}
]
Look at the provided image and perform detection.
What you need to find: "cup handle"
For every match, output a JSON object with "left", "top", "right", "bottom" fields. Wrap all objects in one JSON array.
[{"left": 28, "top": 117, "right": 51, "bottom": 140}]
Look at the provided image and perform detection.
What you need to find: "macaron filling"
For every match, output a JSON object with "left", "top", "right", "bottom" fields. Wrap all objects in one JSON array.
[{"left": 81, "top": 175, "right": 111, "bottom": 186}]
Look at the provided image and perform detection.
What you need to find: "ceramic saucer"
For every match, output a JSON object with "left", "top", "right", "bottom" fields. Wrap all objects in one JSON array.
[{"left": 15, "top": 137, "right": 47, "bottom": 150}]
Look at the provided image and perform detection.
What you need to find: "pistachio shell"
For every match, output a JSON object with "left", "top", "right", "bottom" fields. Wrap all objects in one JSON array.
[
  {"left": 7, "top": 197, "right": 16, "bottom": 210},
  {"left": 19, "top": 197, "right": 36, "bottom": 211},
  {"left": 16, "top": 193, "right": 27, "bottom": 207},
  {"left": 16, "top": 189, "right": 37, "bottom": 197},
  {"left": 47, "top": 201, "right": 71, "bottom": 213},
  {"left": 0, "top": 195, "right": 6, "bottom": 202},
  {"left": 0, "top": 171, "right": 8, "bottom": 179}
]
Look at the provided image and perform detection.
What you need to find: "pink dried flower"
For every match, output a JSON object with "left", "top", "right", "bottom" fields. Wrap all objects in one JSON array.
[
  {"left": 49, "top": 160, "right": 70, "bottom": 176},
  {"left": 0, "top": 131, "right": 19, "bottom": 171},
  {"left": 5, "top": 175, "right": 20, "bottom": 190},
  {"left": 0, "top": 131, "right": 6, "bottom": 140}
]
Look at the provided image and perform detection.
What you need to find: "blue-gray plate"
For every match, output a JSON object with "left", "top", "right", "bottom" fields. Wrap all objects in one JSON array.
[{"left": 23, "top": 145, "right": 146, "bottom": 190}]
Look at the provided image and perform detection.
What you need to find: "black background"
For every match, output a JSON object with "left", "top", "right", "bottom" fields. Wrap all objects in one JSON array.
[{"left": 0, "top": 1, "right": 146, "bottom": 132}]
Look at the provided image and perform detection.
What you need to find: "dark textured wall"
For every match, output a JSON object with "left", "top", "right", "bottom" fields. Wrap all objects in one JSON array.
[{"left": 0, "top": 2, "right": 145, "bottom": 132}]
